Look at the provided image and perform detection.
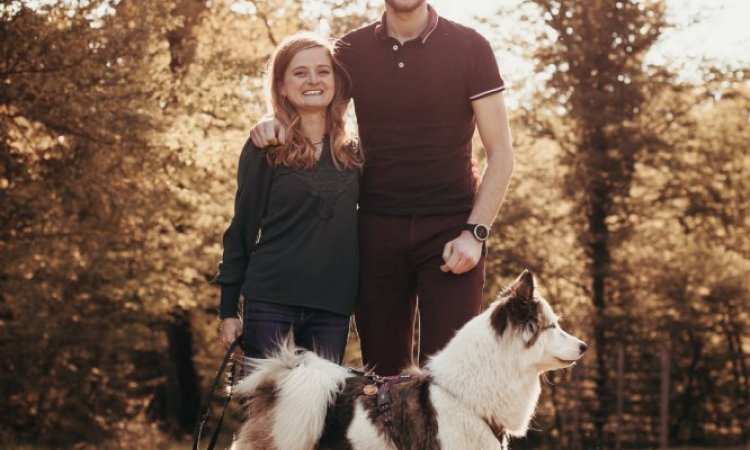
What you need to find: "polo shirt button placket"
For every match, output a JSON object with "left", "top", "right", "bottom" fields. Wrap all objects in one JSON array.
[{"left": 390, "top": 42, "right": 405, "bottom": 70}]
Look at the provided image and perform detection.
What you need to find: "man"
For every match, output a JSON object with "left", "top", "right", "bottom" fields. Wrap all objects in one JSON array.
[{"left": 249, "top": 0, "right": 514, "bottom": 375}]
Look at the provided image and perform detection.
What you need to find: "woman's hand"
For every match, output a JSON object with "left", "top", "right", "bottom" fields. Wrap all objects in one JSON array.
[{"left": 219, "top": 318, "right": 243, "bottom": 349}]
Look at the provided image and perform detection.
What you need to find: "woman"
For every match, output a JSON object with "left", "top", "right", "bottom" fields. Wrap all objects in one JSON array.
[{"left": 215, "top": 32, "right": 362, "bottom": 364}]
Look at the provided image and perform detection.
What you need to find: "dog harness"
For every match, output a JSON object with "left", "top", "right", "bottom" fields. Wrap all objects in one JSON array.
[
  {"left": 350, "top": 369, "right": 413, "bottom": 426},
  {"left": 350, "top": 370, "right": 508, "bottom": 448},
  {"left": 374, "top": 375, "right": 413, "bottom": 426}
]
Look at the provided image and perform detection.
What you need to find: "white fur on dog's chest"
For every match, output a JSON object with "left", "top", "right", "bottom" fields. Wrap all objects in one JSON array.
[{"left": 430, "top": 387, "right": 508, "bottom": 449}]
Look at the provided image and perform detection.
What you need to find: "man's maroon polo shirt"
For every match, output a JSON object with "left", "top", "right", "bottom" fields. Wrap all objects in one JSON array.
[{"left": 337, "top": 7, "right": 505, "bottom": 215}]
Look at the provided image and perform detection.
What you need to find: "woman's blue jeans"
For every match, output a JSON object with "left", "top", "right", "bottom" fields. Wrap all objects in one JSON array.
[{"left": 242, "top": 300, "right": 350, "bottom": 364}]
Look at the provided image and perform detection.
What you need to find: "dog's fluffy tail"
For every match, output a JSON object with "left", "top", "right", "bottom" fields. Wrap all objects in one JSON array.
[{"left": 233, "top": 336, "right": 350, "bottom": 450}]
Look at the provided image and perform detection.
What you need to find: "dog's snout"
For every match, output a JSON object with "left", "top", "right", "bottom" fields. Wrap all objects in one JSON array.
[{"left": 579, "top": 342, "right": 588, "bottom": 353}]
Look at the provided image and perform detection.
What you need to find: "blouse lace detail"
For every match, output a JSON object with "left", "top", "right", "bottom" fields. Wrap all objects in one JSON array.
[{"left": 304, "top": 145, "right": 357, "bottom": 218}]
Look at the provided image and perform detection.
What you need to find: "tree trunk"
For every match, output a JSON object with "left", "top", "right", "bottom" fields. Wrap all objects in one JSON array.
[
  {"left": 670, "top": 329, "right": 703, "bottom": 440},
  {"left": 167, "top": 0, "right": 208, "bottom": 74},
  {"left": 164, "top": 311, "right": 201, "bottom": 433},
  {"left": 588, "top": 172, "right": 611, "bottom": 444}
]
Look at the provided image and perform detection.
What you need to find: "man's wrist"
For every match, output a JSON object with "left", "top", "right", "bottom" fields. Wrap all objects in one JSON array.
[{"left": 464, "top": 223, "right": 490, "bottom": 242}]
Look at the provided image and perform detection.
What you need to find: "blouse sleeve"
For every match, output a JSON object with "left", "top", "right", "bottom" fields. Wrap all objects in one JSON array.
[{"left": 213, "top": 139, "right": 257, "bottom": 319}]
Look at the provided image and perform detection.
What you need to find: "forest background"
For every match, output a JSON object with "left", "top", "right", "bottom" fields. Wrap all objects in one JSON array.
[{"left": 1, "top": 0, "right": 748, "bottom": 449}]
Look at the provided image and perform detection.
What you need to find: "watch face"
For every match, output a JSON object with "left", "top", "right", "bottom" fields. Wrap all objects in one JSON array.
[{"left": 474, "top": 225, "right": 489, "bottom": 241}]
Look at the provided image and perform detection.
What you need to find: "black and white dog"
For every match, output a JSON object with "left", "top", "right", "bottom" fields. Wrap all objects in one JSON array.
[{"left": 230, "top": 270, "right": 587, "bottom": 449}]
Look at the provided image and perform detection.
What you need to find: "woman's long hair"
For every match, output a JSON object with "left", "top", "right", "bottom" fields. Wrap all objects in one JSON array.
[{"left": 265, "top": 32, "right": 362, "bottom": 171}]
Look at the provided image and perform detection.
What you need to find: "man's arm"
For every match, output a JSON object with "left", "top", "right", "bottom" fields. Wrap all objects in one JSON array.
[
  {"left": 249, "top": 117, "right": 286, "bottom": 147},
  {"left": 440, "top": 92, "right": 514, "bottom": 274}
]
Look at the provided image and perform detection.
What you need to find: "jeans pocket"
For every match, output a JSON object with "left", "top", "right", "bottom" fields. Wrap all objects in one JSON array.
[{"left": 242, "top": 301, "right": 297, "bottom": 357}]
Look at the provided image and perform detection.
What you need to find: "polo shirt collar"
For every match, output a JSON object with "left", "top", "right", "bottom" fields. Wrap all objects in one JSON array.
[{"left": 374, "top": 4, "right": 439, "bottom": 44}]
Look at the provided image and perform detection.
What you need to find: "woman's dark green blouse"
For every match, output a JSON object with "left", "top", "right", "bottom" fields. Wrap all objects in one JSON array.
[{"left": 214, "top": 137, "right": 359, "bottom": 318}]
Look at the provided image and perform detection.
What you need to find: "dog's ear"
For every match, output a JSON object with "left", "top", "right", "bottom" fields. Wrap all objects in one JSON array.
[
  {"left": 508, "top": 271, "right": 541, "bottom": 345},
  {"left": 509, "top": 269, "right": 535, "bottom": 302},
  {"left": 492, "top": 270, "right": 538, "bottom": 338}
]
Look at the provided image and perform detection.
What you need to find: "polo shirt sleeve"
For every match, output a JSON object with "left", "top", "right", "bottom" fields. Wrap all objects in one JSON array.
[
  {"left": 467, "top": 31, "right": 505, "bottom": 101},
  {"left": 335, "top": 37, "right": 355, "bottom": 102}
]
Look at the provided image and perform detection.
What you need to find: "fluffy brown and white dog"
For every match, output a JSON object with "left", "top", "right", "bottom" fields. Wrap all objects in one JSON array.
[{"left": 230, "top": 270, "right": 587, "bottom": 450}]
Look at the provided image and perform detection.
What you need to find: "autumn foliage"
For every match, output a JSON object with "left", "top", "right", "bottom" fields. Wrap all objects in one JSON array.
[{"left": 0, "top": 0, "right": 747, "bottom": 448}]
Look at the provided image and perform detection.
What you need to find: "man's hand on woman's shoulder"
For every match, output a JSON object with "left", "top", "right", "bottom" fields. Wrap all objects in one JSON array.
[{"left": 250, "top": 117, "right": 285, "bottom": 148}]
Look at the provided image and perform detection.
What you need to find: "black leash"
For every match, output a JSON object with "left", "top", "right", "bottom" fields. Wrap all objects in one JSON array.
[{"left": 192, "top": 335, "right": 242, "bottom": 450}]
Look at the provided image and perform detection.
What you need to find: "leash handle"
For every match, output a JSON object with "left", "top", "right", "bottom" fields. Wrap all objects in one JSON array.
[{"left": 192, "top": 335, "right": 243, "bottom": 450}]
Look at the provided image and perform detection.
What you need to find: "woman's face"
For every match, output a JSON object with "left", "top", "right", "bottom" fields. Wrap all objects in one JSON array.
[{"left": 281, "top": 46, "right": 335, "bottom": 113}]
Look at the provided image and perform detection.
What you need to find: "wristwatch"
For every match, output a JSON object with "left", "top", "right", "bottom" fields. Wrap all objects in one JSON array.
[{"left": 464, "top": 223, "right": 490, "bottom": 242}]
